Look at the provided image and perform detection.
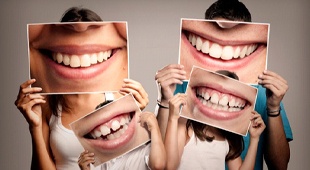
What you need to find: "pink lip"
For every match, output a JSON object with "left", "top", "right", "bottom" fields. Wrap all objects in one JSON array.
[
  {"left": 42, "top": 45, "right": 119, "bottom": 79},
  {"left": 85, "top": 112, "right": 136, "bottom": 151},
  {"left": 190, "top": 85, "right": 249, "bottom": 121},
  {"left": 181, "top": 33, "right": 266, "bottom": 70}
]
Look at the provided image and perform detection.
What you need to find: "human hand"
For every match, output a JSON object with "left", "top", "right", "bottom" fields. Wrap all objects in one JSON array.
[
  {"left": 120, "top": 79, "right": 149, "bottom": 110},
  {"left": 139, "top": 111, "right": 158, "bottom": 132},
  {"left": 14, "top": 79, "right": 46, "bottom": 128},
  {"left": 258, "top": 70, "right": 288, "bottom": 111},
  {"left": 155, "top": 64, "right": 187, "bottom": 105},
  {"left": 249, "top": 111, "right": 266, "bottom": 140},
  {"left": 78, "top": 150, "right": 95, "bottom": 170},
  {"left": 168, "top": 93, "right": 187, "bottom": 120}
]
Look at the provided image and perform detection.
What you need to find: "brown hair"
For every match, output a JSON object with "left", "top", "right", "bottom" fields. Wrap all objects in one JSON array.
[{"left": 186, "top": 70, "right": 244, "bottom": 160}]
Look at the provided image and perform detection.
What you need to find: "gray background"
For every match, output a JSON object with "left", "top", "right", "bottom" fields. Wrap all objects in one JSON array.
[{"left": 0, "top": 0, "right": 309, "bottom": 169}]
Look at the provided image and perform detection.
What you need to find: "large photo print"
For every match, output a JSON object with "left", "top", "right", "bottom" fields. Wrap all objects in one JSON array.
[
  {"left": 180, "top": 66, "right": 258, "bottom": 136},
  {"left": 179, "top": 18, "right": 269, "bottom": 84},
  {"left": 28, "top": 22, "right": 129, "bottom": 93}
]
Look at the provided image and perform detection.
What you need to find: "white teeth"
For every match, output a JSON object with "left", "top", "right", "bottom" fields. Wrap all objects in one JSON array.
[
  {"left": 188, "top": 33, "right": 258, "bottom": 60},
  {"left": 80, "top": 54, "right": 91, "bottom": 67},
  {"left": 218, "top": 95, "right": 229, "bottom": 106},
  {"left": 240, "top": 46, "right": 247, "bottom": 58},
  {"left": 107, "top": 134, "right": 115, "bottom": 140},
  {"left": 191, "top": 34, "right": 197, "bottom": 46},
  {"left": 234, "top": 47, "right": 240, "bottom": 58},
  {"left": 111, "top": 120, "right": 121, "bottom": 131},
  {"left": 56, "top": 53, "right": 62, "bottom": 63},
  {"left": 197, "top": 88, "right": 247, "bottom": 112},
  {"left": 229, "top": 98, "right": 236, "bottom": 107},
  {"left": 94, "top": 129, "right": 102, "bottom": 138},
  {"left": 201, "top": 40, "right": 210, "bottom": 54},
  {"left": 63, "top": 55, "right": 70, "bottom": 65},
  {"left": 120, "top": 118, "right": 126, "bottom": 126},
  {"left": 100, "top": 125, "right": 111, "bottom": 136},
  {"left": 221, "top": 46, "right": 234, "bottom": 60},
  {"left": 88, "top": 114, "right": 133, "bottom": 140},
  {"left": 52, "top": 50, "right": 112, "bottom": 68},
  {"left": 210, "top": 93, "right": 219, "bottom": 104},
  {"left": 203, "top": 92, "right": 210, "bottom": 100},
  {"left": 70, "top": 55, "right": 80, "bottom": 68},
  {"left": 196, "top": 36, "right": 203, "bottom": 51},
  {"left": 90, "top": 53, "right": 98, "bottom": 64},
  {"left": 209, "top": 43, "right": 222, "bottom": 58}
]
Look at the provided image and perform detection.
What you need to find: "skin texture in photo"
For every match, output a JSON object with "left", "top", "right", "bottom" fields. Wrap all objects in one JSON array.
[
  {"left": 179, "top": 19, "right": 269, "bottom": 84},
  {"left": 181, "top": 66, "right": 257, "bottom": 136},
  {"left": 28, "top": 22, "right": 128, "bottom": 93},
  {"left": 70, "top": 94, "right": 150, "bottom": 166}
]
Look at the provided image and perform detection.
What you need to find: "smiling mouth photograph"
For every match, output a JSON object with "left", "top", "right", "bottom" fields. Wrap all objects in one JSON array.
[
  {"left": 179, "top": 18, "right": 269, "bottom": 84},
  {"left": 181, "top": 66, "right": 257, "bottom": 136},
  {"left": 70, "top": 94, "right": 150, "bottom": 166},
  {"left": 28, "top": 21, "right": 128, "bottom": 93}
]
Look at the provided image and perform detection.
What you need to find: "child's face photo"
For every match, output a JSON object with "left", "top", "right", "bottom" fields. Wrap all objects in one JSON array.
[
  {"left": 70, "top": 94, "right": 150, "bottom": 166},
  {"left": 28, "top": 22, "right": 128, "bottom": 93},
  {"left": 181, "top": 66, "right": 257, "bottom": 136},
  {"left": 179, "top": 19, "right": 269, "bottom": 84}
]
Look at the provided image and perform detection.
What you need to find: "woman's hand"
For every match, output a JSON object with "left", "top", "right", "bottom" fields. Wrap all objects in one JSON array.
[
  {"left": 120, "top": 79, "right": 149, "bottom": 110},
  {"left": 155, "top": 64, "right": 187, "bottom": 105},
  {"left": 14, "top": 79, "right": 46, "bottom": 128}
]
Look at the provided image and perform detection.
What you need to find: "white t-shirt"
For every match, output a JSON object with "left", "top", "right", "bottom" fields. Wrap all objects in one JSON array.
[{"left": 178, "top": 133, "right": 229, "bottom": 170}]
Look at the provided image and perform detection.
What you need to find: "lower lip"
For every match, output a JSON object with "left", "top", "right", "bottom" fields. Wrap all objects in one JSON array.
[
  {"left": 192, "top": 90, "right": 243, "bottom": 121},
  {"left": 85, "top": 113, "right": 136, "bottom": 151},
  {"left": 44, "top": 52, "right": 117, "bottom": 80},
  {"left": 181, "top": 33, "right": 266, "bottom": 70}
]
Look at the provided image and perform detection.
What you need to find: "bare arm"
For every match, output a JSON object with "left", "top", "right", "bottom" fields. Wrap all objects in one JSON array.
[
  {"left": 154, "top": 64, "right": 187, "bottom": 139},
  {"left": 227, "top": 111, "right": 265, "bottom": 170},
  {"left": 164, "top": 94, "right": 187, "bottom": 170},
  {"left": 140, "top": 112, "right": 166, "bottom": 170},
  {"left": 15, "top": 79, "right": 56, "bottom": 170},
  {"left": 258, "top": 70, "right": 290, "bottom": 169}
]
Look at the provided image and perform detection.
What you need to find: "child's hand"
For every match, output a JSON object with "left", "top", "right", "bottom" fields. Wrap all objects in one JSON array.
[
  {"left": 120, "top": 79, "right": 149, "bottom": 110},
  {"left": 139, "top": 111, "right": 158, "bottom": 132},
  {"left": 249, "top": 111, "right": 266, "bottom": 140},
  {"left": 78, "top": 150, "right": 95, "bottom": 170},
  {"left": 168, "top": 93, "right": 187, "bottom": 119}
]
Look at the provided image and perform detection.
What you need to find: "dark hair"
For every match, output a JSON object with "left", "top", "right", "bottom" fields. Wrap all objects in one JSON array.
[
  {"left": 186, "top": 69, "right": 243, "bottom": 161},
  {"left": 48, "top": 7, "right": 102, "bottom": 116},
  {"left": 205, "top": 0, "right": 251, "bottom": 22},
  {"left": 216, "top": 70, "right": 239, "bottom": 80},
  {"left": 60, "top": 7, "right": 102, "bottom": 22}
]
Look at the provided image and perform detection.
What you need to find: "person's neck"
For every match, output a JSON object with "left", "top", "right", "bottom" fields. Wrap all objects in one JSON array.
[{"left": 64, "top": 93, "right": 105, "bottom": 115}]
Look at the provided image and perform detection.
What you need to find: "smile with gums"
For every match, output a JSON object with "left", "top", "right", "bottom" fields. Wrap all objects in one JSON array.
[
  {"left": 83, "top": 111, "right": 136, "bottom": 150},
  {"left": 85, "top": 113, "right": 133, "bottom": 140},
  {"left": 193, "top": 86, "right": 250, "bottom": 120}
]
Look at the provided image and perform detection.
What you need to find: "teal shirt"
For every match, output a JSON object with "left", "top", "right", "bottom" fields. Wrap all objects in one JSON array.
[{"left": 175, "top": 82, "right": 293, "bottom": 170}]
